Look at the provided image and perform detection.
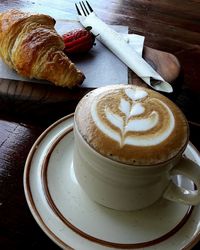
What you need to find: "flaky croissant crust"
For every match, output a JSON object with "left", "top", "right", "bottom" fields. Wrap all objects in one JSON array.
[{"left": 0, "top": 9, "right": 85, "bottom": 87}]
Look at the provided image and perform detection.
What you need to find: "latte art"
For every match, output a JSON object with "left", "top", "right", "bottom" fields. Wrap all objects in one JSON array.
[
  {"left": 91, "top": 88, "right": 175, "bottom": 147},
  {"left": 75, "top": 85, "right": 188, "bottom": 165}
]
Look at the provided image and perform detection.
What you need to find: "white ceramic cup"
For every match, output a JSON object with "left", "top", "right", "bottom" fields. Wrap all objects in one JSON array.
[{"left": 73, "top": 87, "right": 200, "bottom": 211}]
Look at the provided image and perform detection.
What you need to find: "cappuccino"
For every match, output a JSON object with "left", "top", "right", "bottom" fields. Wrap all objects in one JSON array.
[
  {"left": 73, "top": 84, "right": 200, "bottom": 210},
  {"left": 75, "top": 85, "right": 188, "bottom": 165}
]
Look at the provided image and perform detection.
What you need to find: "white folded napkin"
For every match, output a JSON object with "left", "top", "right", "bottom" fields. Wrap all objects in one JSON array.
[
  {"left": 122, "top": 34, "right": 144, "bottom": 56},
  {"left": 79, "top": 12, "right": 173, "bottom": 93}
]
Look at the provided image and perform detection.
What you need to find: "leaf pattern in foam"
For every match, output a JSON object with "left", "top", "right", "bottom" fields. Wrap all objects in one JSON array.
[
  {"left": 119, "top": 98, "right": 145, "bottom": 120},
  {"left": 125, "top": 111, "right": 158, "bottom": 133},
  {"left": 119, "top": 98, "right": 130, "bottom": 116},
  {"left": 105, "top": 108, "right": 124, "bottom": 131},
  {"left": 130, "top": 103, "right": 145, "bottom": 116},
  {"left": 125, "top": 88, "right": 148, "bottom": 101},
  {"left": 105, "top": 90, "right": 147, "bottom": 146},
  {"left": 91, "top": 88, "right": 173, "bottom": 147}
]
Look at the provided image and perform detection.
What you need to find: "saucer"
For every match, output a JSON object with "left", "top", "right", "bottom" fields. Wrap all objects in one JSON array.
[{"left": 24, "top": 114, "right": 200, "bottom": 250}]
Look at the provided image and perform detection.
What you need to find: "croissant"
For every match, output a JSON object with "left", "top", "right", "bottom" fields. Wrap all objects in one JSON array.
[{"left": 0, "top": 9, "right": 85, "bottom": 87}]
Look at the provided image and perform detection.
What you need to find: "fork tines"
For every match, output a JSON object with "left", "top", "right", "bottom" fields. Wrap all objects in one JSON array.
[{"left": 75, "top": 1, "right": 93, "bottom": 16}]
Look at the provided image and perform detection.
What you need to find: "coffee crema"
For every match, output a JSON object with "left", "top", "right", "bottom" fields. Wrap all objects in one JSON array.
[{"left": 75, "top": 85, "right": 189, "bottom": 165}]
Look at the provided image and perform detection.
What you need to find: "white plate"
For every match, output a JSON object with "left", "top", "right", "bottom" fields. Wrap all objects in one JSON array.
[{"left": 24, "top": 114, "right": 200, "bottom": 250}]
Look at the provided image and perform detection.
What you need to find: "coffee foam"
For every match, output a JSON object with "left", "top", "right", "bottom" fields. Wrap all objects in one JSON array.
[{"left": 75, "top": 85, "right": 189, "bottom": 165}]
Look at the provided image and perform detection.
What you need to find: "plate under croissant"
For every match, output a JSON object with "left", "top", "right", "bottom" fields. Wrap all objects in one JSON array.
[
  {"left": 24, "top": 114, "right": 200, "bottom": 250},
  {"left": 0, "top": 17, "right": 180, "bottom": 105}
]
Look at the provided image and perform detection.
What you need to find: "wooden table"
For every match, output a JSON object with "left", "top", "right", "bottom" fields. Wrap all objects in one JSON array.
[{"left": 0, "top": 0, "right": 200, "bottom": 249}]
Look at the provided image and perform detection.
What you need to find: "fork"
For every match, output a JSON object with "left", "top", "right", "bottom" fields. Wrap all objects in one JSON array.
[
  {"left": 74, "top": 1, "right": 173, "bottom": 92},
  {"left": 75, "top": 1, "right": 94, "bottom": 17}
]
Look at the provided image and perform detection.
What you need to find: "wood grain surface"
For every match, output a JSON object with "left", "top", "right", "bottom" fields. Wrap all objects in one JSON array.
[{"left": 0, "top": 0, "right": 200, "bottom": 249}]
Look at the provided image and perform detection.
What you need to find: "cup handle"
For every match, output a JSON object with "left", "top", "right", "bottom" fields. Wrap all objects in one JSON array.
[{"left": 163, "top": 157, "right": 200, "bottom": 205}]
